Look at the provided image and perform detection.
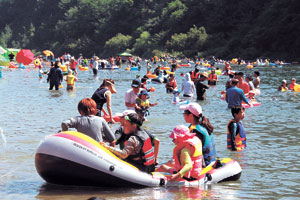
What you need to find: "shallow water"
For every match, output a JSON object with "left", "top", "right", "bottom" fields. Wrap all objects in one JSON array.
[{"left": 0, "top": 64, "right": 299, "bottom": 199}]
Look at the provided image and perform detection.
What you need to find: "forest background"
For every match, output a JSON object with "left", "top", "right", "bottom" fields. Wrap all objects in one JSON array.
[{"left": 0, "top": 0, "right": 299, "bottom": 61}]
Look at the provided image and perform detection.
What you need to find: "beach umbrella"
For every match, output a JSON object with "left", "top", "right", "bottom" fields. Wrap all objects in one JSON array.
[
  {"left": 119, "top": 52, "right": 132, "bottom": 57},
  {"left": 43, "top": 50, "right": 54, "bottom": 57},
  {"left": 0, "top": 46, "right": 7, "bottom": 55},
  {"left": 16, "top": 49, "right": 34, "bottom": 65}
]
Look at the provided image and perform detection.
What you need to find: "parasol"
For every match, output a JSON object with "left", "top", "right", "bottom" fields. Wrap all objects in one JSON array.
[
  {"left": 43, "top": 50, "right": 54, "bottom": 57},
  {"left": 16, "top": 49, "right": 34, "bottom": 65},
  {"left": 119, "top": 52, "right": 132, "bottom": 57}
]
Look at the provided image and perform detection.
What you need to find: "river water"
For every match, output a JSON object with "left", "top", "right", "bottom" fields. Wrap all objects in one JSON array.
[{"left": 0, "top": 63, "right": 299, "bottom": 199}]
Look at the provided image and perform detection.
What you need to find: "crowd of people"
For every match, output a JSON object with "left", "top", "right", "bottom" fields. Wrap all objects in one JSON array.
[{"left": 30, "top": 54, "right": 299, "bottom": 183}]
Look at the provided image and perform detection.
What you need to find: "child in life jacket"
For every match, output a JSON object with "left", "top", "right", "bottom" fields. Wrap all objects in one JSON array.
[
  {"left": 227, "top": 106, "right": 247, "bottom": 151},
  {"left": 141, "top": 77, "right": 155, "bottom": 92},
  {"left": 208, "top": 69, "right": 218, "bottom": 86},
  {"left": 65, "top": 70, "right": 77, "bottom": 90},
  {"left": 155, "top": 125, "right": 203, "bottom": 182},
  {"left": 289, "top": 78, "right": 297, "bottom": 91},
  {"left": 173, "top": 90, "right": 182, "bottom": 103},
  {"left": 135, "top": 90, "right": 158, "bottom": 120}
]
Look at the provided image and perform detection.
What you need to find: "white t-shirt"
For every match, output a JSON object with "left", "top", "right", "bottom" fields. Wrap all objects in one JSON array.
[
  {"left": 124, "top": 88, "right": 143, "bottom": 110},
  {"left": 93, "top": 60, "right": 99, "bottom": 69}
]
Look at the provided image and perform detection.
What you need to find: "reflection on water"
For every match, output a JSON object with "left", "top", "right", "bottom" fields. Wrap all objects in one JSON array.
[{"left": 0, "top": 64, "right": 299, "bottom": 199}]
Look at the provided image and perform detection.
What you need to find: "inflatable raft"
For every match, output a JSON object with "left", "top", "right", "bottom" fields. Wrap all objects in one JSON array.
[{"left": 35, "top": 131, "right": 242, "bottom": 187}]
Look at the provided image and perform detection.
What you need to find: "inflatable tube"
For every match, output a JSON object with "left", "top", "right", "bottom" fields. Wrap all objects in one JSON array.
[
  {"left": 60, "top": 65, "right": 68, "bottom": 72},
  {"left": 125, "top": 67, "right": 138, "bottom": 71},
  {"left": 173, "top": 100, "right": 189, "bottom": 105},
  {"left": 208, "top": 70, "right": 222, "bottom": 75},
  {"left": 294, "top": 84, "right": 300, "bottom": 92},
  {"left": 100, "top": 65, "right": 119, "bottom": 70},
  {"left": 215, "top": 70, "right": 222, "bottom": 75},
  {"left": 179, "top": 63, "right": 191, "bottom": 67},
  {"left": 34, "top": 59, "right": 40, "bottom": 67},
  {"left": 166, "top": 70, "right": 175, "bottom": 75},
  {"left": 9, "top": 63, "right": 18, "bottom": 68},
  {"left": 146, "top": 74, "right": 158, "bottom": 79},
  {"left": 130, "top": 67, "right": 139, "bottom": 71},
  {"left": 78, "top": 65, "right": 89, "bottom": 71},
  {"left": 35, "top": 131, "right": 242, "bottom": 187},
  {"left": 161, "top": 67, "right": 170, "bottom": 70},
  {"left": 242, "top": 102, "right": 261, "bottom": 108}
]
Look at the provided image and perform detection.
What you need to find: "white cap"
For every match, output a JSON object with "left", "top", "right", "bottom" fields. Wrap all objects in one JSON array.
[{"left": 115, "top": 110, "right": 136, "bottom": 117}]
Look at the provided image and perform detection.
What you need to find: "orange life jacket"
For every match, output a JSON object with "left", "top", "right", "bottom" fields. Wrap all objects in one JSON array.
[
  {"left": 208, "top": 73, "right": 217, "bottom": 80},
  {"left": 191, "top": 71, "right": 199, "bottom": 82},
  {"left": 227, "top": 119, "right": 246, "bottom": 151},
  {"left": 125, "top": 130, "right": 155, "bottom": 166}
]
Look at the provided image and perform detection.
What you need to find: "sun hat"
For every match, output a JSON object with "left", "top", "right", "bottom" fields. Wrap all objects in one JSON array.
[
  {"left": 169, "top": 125, "right": 196, "bottom": 140},
  {"left": 131, "top": 79, "right": 141, "bottom": 88},
  {"left": 115, "top": 110, "right": 136, "bottom": 117},
  {"left": 282, "top": 80, "right": 287, "bottom": 83},
  {"left": 180, "top": 103, "right": 202, "bottom": 117},
  {"left": 201, "top": 72, "right": 208, "bottom": 78}
]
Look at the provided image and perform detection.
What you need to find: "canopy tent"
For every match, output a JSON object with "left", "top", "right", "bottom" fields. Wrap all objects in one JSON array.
[
  {"left": 119, "top": 52, "right": 132, "bottom": 57},
  {"left": 0, "top": 54, "right": 10, "bottom": 66},
  {"left": 7, "top": 48, "right": 21, "bottom": 55},
  {"left": 16, "top": 49, "right": 34, "bottom": 65},
  {"left": 43, "top": 50, "right": 54, "bottom": 57},
  {"left": 0, "top": 46, "right": 7, "bottom": 55}
]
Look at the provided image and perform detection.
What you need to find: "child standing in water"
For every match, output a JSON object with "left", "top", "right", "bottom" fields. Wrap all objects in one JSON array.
[
  {"left": 135, "top": 90, "right": 158, "bottom": 120},
  {"left": 172, "top": 90, "right": 182, "bottom": 103},
  {"left": 227, "top": 107, "right": 247, "bottom": 151},
  {"left": 65, "top": 70, "right": 77, "bottom": 90}
]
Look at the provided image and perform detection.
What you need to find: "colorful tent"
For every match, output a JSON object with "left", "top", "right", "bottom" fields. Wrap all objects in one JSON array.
[
  {"left": 0, "top": 54, "right": 10, "bottom": 66},
  {"left": 0, "top": 46, "right": 7, "bottom": 55},
  {"left": 16, "top": 49, "right": 34, "bottom": 65}
]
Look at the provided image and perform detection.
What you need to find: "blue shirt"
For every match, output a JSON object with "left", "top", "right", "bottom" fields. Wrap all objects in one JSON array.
[{"left": 225, "top": 86, "right": 249, "bottom": 108}]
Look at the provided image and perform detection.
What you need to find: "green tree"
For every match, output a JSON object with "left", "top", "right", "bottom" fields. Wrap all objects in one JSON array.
[
  {"left": 104, "top": 33, "right": 132, "bottom": 56},
  {"left": 166, "top": 25, "right": 207, "bottom": 57},
  {"left": 0, "top": 25, "right": 12, "bottom": 47}
]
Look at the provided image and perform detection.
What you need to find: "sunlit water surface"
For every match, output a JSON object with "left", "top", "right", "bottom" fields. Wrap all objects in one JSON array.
[{"left": 0, "top": 64, "right": 299, "bottom": 199}]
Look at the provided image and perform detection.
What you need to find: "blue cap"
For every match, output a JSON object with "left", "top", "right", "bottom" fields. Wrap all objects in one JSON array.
[{"left": 138, "top": 89, "right": 150, "bottom": 98}]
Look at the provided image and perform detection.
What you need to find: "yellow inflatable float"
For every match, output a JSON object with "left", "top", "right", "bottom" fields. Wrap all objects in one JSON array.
[
  {"left": 294, "top": 84, "right": 300, "bottom": 92},
  {"left": 78, "top": 65, "right": 89, "bottom": 71},
  {"left": 146, "top": 74, "right": 158, "bottom": 78},
  {"left": 60, "top": 65, "right": 68, "bottom": 72}
]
